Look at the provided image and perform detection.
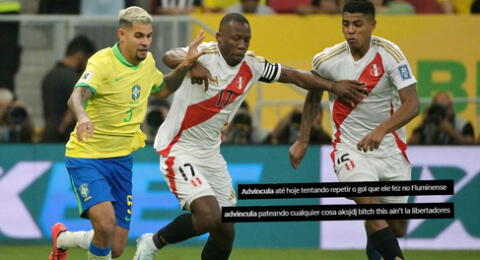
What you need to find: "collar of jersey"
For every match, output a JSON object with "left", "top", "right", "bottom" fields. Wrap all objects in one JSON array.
[{"left": 112, "top": 43, "right": 141, "bottom": 70}]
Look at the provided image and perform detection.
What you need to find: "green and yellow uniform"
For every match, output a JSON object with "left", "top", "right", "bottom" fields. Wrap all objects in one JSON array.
[{"left": 66, "top": 43, "right": 165, "bottom": 158}]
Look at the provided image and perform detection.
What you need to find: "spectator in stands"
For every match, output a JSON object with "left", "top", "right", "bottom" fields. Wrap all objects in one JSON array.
[
  {"left": 38, "top": 0, "right": 81, "bottom": 14},
  {"left": 449, "top": 0, "right": 475, "bottom": 14},
  {"left": 41, "top": 35, "right": 95, "bottom": 143},
  {"left": 227, "top": 0, "right": 275, "bottom": 14},
  {"left": 404, "top": 0, "right": 454, "bottom": 13},
  {"left": 266, "top": 106, "right": 330, "bottom": 145},
  {"left": 0, "top": 88, "right": 34, "bottom": 143},
  {"left": 0, "top": 0, "right": 21, "bottom": 94},
  {"left": 374, "top": 0, "right": 415, "bottom": 14},
  {"left": 265, "top": 107, "right": 302, "bottom": 144},
  {"left": 472, "top": 0, "right": 480, "bottom": 13},
  {"left": 409, "top": 92, "right": 475, "bottom": 145},
  {"left": 309, "top": 105, "right": 331, "bottom": 144},
  {"left": 154, "top": 0, "right": 202, "bottom": 15},
  {"left": 142, "top": 99, "right": 170, "bottom": 144},
  {"left": 267, "top": 0, "right": 312, "bottom": 13},
  {"left": 295, "top": 0, "right": 340, "bottom": 15},
  {"left": 223, "top": 102, "right": 254, "bottom": 144},
  {"left": 203, "top": 0, "right": 238, "bottom": 13}
]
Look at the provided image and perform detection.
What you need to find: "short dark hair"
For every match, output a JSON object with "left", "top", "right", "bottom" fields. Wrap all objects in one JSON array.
[
  {"left": 219, "top": 13, "right": 250, "bottom": 31},
  {"left": 65, "top": 35, "right": 96, "bottom": 56},
  {"left": 342, "top": 0, "right": 375, "bottom": 19}
]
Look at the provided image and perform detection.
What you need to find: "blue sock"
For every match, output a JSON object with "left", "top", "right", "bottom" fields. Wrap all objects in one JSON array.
[{"left": 88, "top": 243, "right": 111, "bottom": 257}]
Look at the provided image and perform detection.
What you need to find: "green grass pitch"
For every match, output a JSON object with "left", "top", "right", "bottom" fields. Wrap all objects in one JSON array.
[{"left": 1, "top": 245, "right": 479, "bottom": 260}]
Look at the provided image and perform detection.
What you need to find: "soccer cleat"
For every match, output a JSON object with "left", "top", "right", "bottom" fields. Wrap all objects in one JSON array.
[
  {"left": 133, "top": 233, "right": 157, "bottom": 260},
  {"left": 48, "top": 223, "right": 68, "bottom": 260}
]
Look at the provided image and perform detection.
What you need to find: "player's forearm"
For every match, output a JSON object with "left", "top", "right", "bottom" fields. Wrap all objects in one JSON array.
[
  {"left": 164, "top": 60, "right": 194, "bottom": 94},
  {"left": 163, "top": 48, "right": 187, "bottom": 69},
  {"left": 298, "top": 90, "right": 323, "bottom": 143},
  {"left": 377, "top": 98, "right": 419, "bottom": 135},
  {"left": 278, "top": 66, "right": 333, "bottom": 92},
  {"left": 67, "top": 87, "right": 91, "bottom": 121}
]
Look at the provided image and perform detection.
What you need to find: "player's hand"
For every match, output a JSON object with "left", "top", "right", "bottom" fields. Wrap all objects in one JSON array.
[
  {"left": 190, "top": 62, "right": 214, "bottom": 91},
  {"left": 183, "top": 30, "right": 207, "bottom": 68},
  {"left": 289, "top": 140, "right": 309, "bottom": 169},
  {"left": 75, "top": 116, "right": 94, "bottom": 142},
  {"left": 357, "top": 127, "right": 386, "bottom": 152},
  {"left": 333, "top": 80, "right": 368, "bottom": 107}
]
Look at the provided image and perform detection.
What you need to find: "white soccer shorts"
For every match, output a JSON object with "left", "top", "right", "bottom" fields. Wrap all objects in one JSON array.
[
  {"left": 159, "top": 152, "right": 237, "bottom": 210},
  {"left": 332, "top": 144, "right": 411, "bottom": 204}
]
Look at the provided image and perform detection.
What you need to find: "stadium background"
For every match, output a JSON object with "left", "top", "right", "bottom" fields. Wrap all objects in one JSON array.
[{"left": 0, "top": 12, "right": 479, "bottom": 260}]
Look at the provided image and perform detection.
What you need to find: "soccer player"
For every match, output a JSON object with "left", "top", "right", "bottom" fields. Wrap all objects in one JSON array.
[
  {"left": 132, "top": 13, "right": 368, "bottom": 260},
  {"left": 48, "top": 6, "right": 207, "bottom": 260},
  {"left": 289, "top": 1, "right": 419, "bottom": 260}
]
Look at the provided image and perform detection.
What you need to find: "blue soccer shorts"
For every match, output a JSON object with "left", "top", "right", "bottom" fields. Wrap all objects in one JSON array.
[{"left": 65, "top": 155, "right": 133, "bottom": 229}]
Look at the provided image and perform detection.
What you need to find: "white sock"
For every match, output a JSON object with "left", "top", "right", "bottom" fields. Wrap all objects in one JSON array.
[
  {"left": 87, "top": 251, "right": 111, "bottom": 260},
  {"left": 146, "top": 235, "right": 158, "bottom": 251},
  {"left": 57, "top": 230, "right": 94, "bottom": 250}
]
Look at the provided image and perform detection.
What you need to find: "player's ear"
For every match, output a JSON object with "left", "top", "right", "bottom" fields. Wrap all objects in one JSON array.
[
  {"left": 216, "top": 32, "right": 222, "bottom": 43},
  {"left": 118, "top": 28, "right": 126, "bottom": 43}
]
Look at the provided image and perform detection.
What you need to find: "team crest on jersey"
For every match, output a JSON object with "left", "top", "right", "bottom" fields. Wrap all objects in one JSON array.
[
  {"left": 80, "top": 184, "right": 92, "bottom": 202},
  {"left": 369, "top": 63, "right": 383, "bottom": 78},
  {"left": 131, "top": 85, "right": 141, "bottom": 100},
  {"left": 398, "top": 64, "right": 411, "bottom": 80}
]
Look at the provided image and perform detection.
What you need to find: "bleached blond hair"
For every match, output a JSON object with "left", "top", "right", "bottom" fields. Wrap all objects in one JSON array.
[{"left": 118, "top": 6, "right": 152, "bottom": 27}]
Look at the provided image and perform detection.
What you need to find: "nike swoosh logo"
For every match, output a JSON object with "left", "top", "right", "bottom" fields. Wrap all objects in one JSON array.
[
  {"left": 125, "top": 216, "right": 131, "bottom": 222},
  {"left": 115, "top": 77, "right": 124, "bottom": 82}
]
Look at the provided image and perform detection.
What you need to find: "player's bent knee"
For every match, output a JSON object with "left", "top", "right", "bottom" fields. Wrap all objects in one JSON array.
[
  {"left": 94, "top": 221, "right": 117, "bottom": 237},
  {"left": 197, "top": 213, "right": 222, "bottom": 233}
]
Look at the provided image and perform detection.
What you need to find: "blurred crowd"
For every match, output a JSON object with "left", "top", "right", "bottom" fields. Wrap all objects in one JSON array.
[
  {"left": 13, "top": 0, "right": 480, "bottom": 15},
  {"left": 0, "top": 0, "right": 479, "bottom": 145}
]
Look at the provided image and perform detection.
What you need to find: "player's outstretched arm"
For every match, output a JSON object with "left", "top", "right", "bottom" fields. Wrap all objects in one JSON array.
[
  {"left": 357, "top": 84, "right": 419, "bottom": 152},
  {"left": 154, "top": 31, "right": 208, "bottom": 98},
  {"left": 289, "top": 90, "right": 323, "bottom": 169},
  {"left": 162, "top": 41, "right": 213, "bottom": 91},
  {"left": 67, "top": 86, "right": 94, "bottom": 142},
  {"left": 278, "top": 65, "right": 367, "bottom": 106}
]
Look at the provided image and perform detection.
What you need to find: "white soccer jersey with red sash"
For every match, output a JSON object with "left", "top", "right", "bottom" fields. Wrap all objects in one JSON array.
[
  {"left": 312, "top": 36, "right": 417, "bottom": 160},
  {"left": 154, "top": 42, "right": 281, "bottom": 157}
]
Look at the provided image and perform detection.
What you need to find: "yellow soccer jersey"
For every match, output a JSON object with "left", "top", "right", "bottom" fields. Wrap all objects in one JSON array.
[{"left": 66, "top": 43, "right": 165, "bottom": 158}]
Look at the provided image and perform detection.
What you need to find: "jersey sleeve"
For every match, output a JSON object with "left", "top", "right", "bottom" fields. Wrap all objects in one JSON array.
[
  {"left": 151, "top": 68, "right": 165, "bottom": 94},
  {"left": 75, "top": 57, "right": 106, "bottom": 95},
  {"left": 384, "top": 46, "right": 417, "bottom": 90},
  {"left": 311, "top": 51, "right": 329, "bottom": 78}
]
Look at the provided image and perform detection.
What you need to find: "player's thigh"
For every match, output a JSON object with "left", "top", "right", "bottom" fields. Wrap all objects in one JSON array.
[
  {"left": 65, "top": 157, "right": 115, "bottom": 219},
  {"left": 87, "top": 201, "right": 116, "bottom": 233},
  {"left": 160, "top": 155, "right": 215, "bottom": 210},
  {"left": 201, "top": 155, "right": 236, "bottom": 208},
  {"left": 378, "top": 153, "right": 411, "bottom": 204},
  {"left": 103, "top": 155, "right": 134, "bottom": 230},
  {"left": 333, "top": 148, "right": 378, "bottom": 183}
]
